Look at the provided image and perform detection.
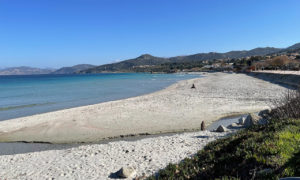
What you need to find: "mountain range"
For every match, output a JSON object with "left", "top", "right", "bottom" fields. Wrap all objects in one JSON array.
[
  {"left": 52, "top": 64, "right": 96, "bottom": 74},
  {"left": 286, "top": 43, "right": 300, "bottom": 50},
  {"left": 0, "top": 66, "right": 55, "bottom": 76},
  {"left": 0, "top": 64, "right": 95, "bottom": 76},
  {"left": 1, "top": 42, "right": 299, "bottom": 75},
  {"left": 79, "top": 43, "right": 299, "bottom": 73}
]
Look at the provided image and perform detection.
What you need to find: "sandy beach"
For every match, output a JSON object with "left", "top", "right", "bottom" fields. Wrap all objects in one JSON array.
[
  {"left": 0, "top": 72, "right": 291, "bottom": 179},
  {"left": 0, "top": 72, "right": 288, "bottom": 143},
  {"left": 0, "top": 130, "right": 231, "bottom": 180}
]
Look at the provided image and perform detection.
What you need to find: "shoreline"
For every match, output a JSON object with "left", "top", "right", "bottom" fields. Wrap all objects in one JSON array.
[
  {"left": 2, "top": 75, "right": 203, "bottom": 122},
  {"left": 0, "top": 73, "right": 201, "bottom": 121},
  {"left": 0, "top": 114, "right": 244, "bottom": 157},
  {"left": 0, "top": 72, "right": 288, "bottom": 143}
]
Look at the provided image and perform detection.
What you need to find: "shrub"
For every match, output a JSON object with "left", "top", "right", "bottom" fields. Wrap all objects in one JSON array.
[{"left": 270, "top": 88, "right": 300, "bottom": 120}]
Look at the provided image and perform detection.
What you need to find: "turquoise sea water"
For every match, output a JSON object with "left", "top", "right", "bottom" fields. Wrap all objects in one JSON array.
[{"left": 0, "top": 73, "right": 200, "bottom": 121}]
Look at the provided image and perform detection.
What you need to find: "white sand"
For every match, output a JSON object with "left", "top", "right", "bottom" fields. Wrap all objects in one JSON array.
[
  {"left": 0, "top": 130, "right": 230, "bottom": 180},
  {"left": 0, "top": 72, "right": 288, "bottom": 143}
]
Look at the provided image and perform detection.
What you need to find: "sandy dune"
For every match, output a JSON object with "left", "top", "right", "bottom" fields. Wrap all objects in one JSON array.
[{"left": 0, "top": 73, "right": 288, "bottom": 143}]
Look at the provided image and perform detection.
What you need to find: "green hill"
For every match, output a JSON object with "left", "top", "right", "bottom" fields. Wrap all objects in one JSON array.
[
  {"left": 79, "top": 43, "right": 300, "bottom": 74},
  {"left": 79, "top": 47, "right": 282, "bottom": 73}
]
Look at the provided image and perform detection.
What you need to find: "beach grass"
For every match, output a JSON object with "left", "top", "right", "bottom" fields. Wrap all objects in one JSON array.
[{"left": 148, "top": 118, "right": 300, "bottom": 179}]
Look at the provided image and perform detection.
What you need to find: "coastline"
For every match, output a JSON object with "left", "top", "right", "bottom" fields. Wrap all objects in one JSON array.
[
  {"left": 0, "top": 73, "right": 200, "bottom": 121},
  {"left": 0, "top": 114, "right": 243, "bottom": 157},
  {"left": 0, "top": 72, "right": 288, "bottom": 143}
]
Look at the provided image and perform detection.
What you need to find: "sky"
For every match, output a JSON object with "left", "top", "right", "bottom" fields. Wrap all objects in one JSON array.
[{"left": 0, "top": 0, "right": 300, "bottom": 68}]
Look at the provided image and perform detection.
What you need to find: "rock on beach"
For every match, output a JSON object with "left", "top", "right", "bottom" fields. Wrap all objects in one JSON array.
[
  {"left": 238, "top": 117, "right": 246, "bottom": 125},
  {"left": 216, "top": 125, "right": 228, "bottom": 132},
  {"left": 244, "top": 113, "right": 261, "bottom": 127},
  {"left": 117, "top": 167, "right": 137, "bottom": 178}
]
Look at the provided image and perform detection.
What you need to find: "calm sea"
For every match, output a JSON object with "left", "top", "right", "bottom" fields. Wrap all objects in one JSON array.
[{"left": 0, "top": 73, "right": 200, "bottom": 121}]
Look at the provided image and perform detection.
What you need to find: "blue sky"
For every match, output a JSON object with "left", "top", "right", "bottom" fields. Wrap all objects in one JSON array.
[{"left": 0, "top": 0, "right": 300, "bottom": 68}]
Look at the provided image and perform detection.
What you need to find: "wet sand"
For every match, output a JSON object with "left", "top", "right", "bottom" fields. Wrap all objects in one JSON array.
[{"left": 0, "top": 114, "right": 242, "bottom": 156}]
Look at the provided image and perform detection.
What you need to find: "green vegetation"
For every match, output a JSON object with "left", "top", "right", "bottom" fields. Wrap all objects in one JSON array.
[
  {"left": 78, "top": 47, "right": 300, "bottom": 73},
  {"left": 148, "top": 119, "right": 300, "bottom": 179},
  {"left": 133, "top": 62, "right": 204, "bottom": 73},
  {"left": 148, "top": 89, "right": 300, "bottom": 179},
  {"left": 78, "top": 46, "right": 288, "bottom": 74}
]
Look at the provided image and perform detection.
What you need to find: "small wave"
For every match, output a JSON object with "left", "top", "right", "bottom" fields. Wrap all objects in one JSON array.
[{"left": 0, "top": 102, "right": 55, "bottom": 111}]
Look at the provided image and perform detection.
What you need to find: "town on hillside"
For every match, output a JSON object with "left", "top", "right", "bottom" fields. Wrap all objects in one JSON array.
[{"left": 133, "top": 49, "right": 300, "bottom": 73}]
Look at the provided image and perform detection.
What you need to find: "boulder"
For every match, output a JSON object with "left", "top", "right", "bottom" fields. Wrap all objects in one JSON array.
[
  {"left": 244, "top": 113, "right": 261, "bottom": 127},
  {"left": 258, "top": 109, "right": 271, "bottom": 118},
  {"left": 238, "top": 117, "right": 246, "bottom": 125},
  {"left": 117, "top": 167, "right": 136, "bottom": 178},
  {"left": 216, "top": 125, "right": 228, "bottom": 132}
]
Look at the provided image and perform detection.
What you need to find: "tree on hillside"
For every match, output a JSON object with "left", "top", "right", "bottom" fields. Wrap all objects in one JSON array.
[
  {"left": 253, "top": 61, "right": 266, "bottom": 70},
  {"left": 265, "top": 56, "right": 290, "bottom": 70}
]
